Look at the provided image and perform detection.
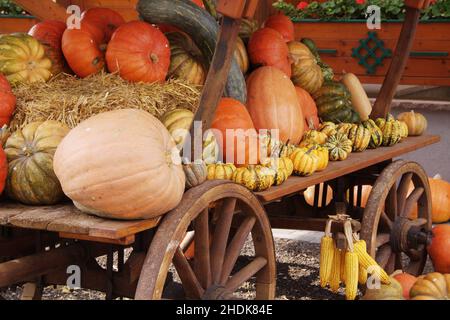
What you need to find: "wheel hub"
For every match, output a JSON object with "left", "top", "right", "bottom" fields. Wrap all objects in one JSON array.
[{"left": 390, "top": 217, "right": 431, "bottom": 254}]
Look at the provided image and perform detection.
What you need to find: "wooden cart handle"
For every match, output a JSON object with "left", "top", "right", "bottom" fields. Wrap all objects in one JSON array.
[{"left": 217, "top": 0, "right": 259, "bottom": 19}]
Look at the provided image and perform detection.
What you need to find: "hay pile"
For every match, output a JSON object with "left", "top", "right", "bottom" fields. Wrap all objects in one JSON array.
[{"left": 10, "top": 72, "right": 201, "bottom": 130}]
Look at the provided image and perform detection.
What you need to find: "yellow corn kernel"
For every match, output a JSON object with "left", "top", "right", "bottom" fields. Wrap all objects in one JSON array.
[
  {"left": 354, "top": 240, "right": 390, "bottom": 284},
  {"left": 358, "top": 266, "right": 368, "bottom": 285},
  {"left": 345, "top": 251, "right": 359, "bottom": 300},
  {"left": 340, "top": 248, "right": 346, "bottom": 282},
  {"left": 319, "top": 236, "right": 335, "bottom": 287},
  {"left": 329, "top": 247, "right": 341, "bottom": 293}
]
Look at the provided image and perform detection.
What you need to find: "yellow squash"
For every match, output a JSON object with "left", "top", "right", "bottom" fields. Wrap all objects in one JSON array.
[
  {"left": 290, "top": 147, "right": 319, "bottom": 176},
  {"left": 207, "top": 163, "right": 236, "bottom": 180}
]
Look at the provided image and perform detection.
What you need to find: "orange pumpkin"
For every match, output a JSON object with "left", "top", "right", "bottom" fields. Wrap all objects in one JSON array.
[
  {"left": 427, "top": 225, "right": 450, "bottom": 273},
  {"left": 211, "top": 98, "right": 258, "bottom": 166},
  {"left": 295, "top": 86, "right": 319, "bottom": 130},
  {"left": 29, "top": 20, "right": 68, "bottom": 75},
  {"left": 0, "top": 74, "right": 16, "bottom": 127},
  {"left": 0, "top": 147, "right": 6, "bottom": 194},
  {"left": 264, "top": 13, "right": 295, "bottom": 42},
  {"left": 106, "top": 21, "right": 171, "bottom": 83},
  {"left": 62, "top": 20, "right": 106, "bottom": 78},
  {"left": 392, "top": 271, "right": 417, "bottom": 299},
  {"left": 248, "top": 28, "right": 292, "bottom": 77},
  {"left": 247, "top": 66, "right": 304, "bottom": 144},
  {"left": 0, "top": 74, "right": 11, "bottom": 92},
  {"left": 81, "top": 8, "right": 125, "bottom": 42}
]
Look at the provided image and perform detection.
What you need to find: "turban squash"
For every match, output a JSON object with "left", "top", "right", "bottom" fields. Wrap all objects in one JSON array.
[{"left": 53, "top": 109, "right": 185, "bottom": 220}]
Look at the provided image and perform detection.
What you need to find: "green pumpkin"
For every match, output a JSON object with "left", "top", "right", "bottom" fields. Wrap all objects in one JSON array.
[
  {"left": 5, "top": 120, "right": 69, "bottom": 205},
  {"left": 363, "top": 119, "right": 383, "bottom": 148},
  {"left": 313, "top": 81, "right": 359, "bottom": 123}
]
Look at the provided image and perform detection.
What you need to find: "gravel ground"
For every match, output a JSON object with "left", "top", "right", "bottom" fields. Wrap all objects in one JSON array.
[{"left": 0, "top": 238, "right": 434, "bottom": 301}]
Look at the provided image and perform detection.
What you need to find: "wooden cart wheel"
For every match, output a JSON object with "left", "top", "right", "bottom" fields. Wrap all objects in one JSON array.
[
  {"left": 135, "top": 180, "right": 276, "bottom": 300},
  {"left": 360, "top": 160, "right": 432, "bottom": 276}
]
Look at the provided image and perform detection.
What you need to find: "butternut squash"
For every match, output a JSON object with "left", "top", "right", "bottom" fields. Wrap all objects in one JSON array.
[{"left": 342, "top": 73, "right": 372, "bottom": 121}]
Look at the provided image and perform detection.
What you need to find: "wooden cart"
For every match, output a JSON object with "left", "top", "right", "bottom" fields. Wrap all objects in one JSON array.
[{"left": 0, "top": 0, "right": 440, "bottom": 300}]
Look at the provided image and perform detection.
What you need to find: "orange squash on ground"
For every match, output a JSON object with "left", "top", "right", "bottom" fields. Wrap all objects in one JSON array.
[
  {"left": 427, "top": 225, "right": 450, "bottom": 273},
  {"left": 211, "top": 98, "right": 258, "bottom": 166},
  {"left": 81, "top": 8, "right": 125, "bottom": 42},
  {"left": 106, "top": 21, "right": 171, "bottom": 83},
  {"left": 247, "top": 66, "right": 304, "bottom": 144},
  {"left": 295, "top": 86, "right": 319, "bottom": 130},
  {"left": 248, "top": 28, "right": 292, "bottom": 77},
  {"left": 53, "top": 109, "right": 185, "bottom": 220},
  {"left": 265, "top": 13, "right": 295, "bottom": 42}
]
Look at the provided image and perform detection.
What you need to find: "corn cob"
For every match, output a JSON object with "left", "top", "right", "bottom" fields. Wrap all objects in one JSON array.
[
  {"left": 319, "top": 219, "right": 335, "bottom": 287},
  {"left": 340, "top": 248, "right": 346, "bottom": 282},
  {"left": 345, "top": 250, "right": 359, "bottom": 300},
  {"left": 329, "top": 247, "right": 341, "bottom": 292},
  {"left": 358, "top": 266, "right": 368, "bottom": 285},
  {"left": 353, "top": 239, "right": 390, "bottom": 284}
]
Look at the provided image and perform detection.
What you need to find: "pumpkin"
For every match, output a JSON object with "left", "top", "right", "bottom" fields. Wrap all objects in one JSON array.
[
  {"left": 313, "top": 81, "right": 359, "bottom": 124},
  {"left": 311, "top": 145, "right": 329, "bottom": 172},
  {"left": 319, "top": 122, "right": 337, "bottom": 137},
  {"left": 262, "top": 156, "right": 294, "bottom": 178},
  {"left": 161, "top": 108, "right": 194, "bottom": 148},
  {"left": 410, "top": 272, "right": 449, "bottom": 300},
  {"left": 363, "top": 119, "right": 383, "bottom": 149},
  {"left": 264, "top": 13, "right": 295, "bottom": 42},
  {"left": 427, "top": 178, "right": 450, "bottom": 223},
  {"left": 325, "top": 133, "right": 353, "bottom": 161},
  {"left": 392, "top": 271, "right": 417, "bottom": 299},
  {"left": 28, "top": 20, "right": 67, "bottom": 76},
  {"left": 348, "top": 124, "right": 371, "bottom": 152},
  {"left": 295, "top": 86, "right": 319, "bottom": 130},
  {"left": 288, "top": 41, "right": 323, "bottom": 95},
  {"left": 427, "top": 225, "right": 450, "bottom": 273},
  {"left": 290, "top": 147, "right": 319, "bottom": 176},
  {"left": 166, "top": 32, "right": 206, "bottom": 85},
  {"left": 248, "top": 28, "right": 292, "bottom": 77},
  {"left": 376, "top": 119, "right": 402, "bottom": 146},
  {"left": 234, "top": 37, "right": 249, "bottom": 74},
  {"left": 304, "top": 184, "right": 333, "bottom": 207},
  {"left": 0, "top": 34, "right": 52, "bottom": 84},
  {"left": 303, "top": 130, "right": 327, "bottom": 145},
  {"left": 341, "top": 73, "right": 372, "bottom": 121},
  {"left": 232, "top": 165, "right": 275, "bottom": 191},
  {"left": 62, "top": 21, "right": 106, "bottom": 78},
  {"left": 106, "top": 21, "right": 171, "bottom": 83},
  {"left": 81, "top": 8, "right": 125, "bottom": 42},
  {"left": 207, "top": 163, "right": 236, "bottom": 180},
  {"left": 397, "top": 110, "right": 427, "bottom": 136},
  {"left": 0, "top": 146, "right": 6, "bottom": 194},
  {"left": 211, "top": 98, "right": 258, "bottom": 166},
  {"left": 54, "top": 109, "right": 185, "bottom": 220},
  {"left": 0, "top": 74, "right": 15, "bottom": 127},
  {"left": 239, "top": 18, "right": 259, "bottom": 44},
  {"left": 398, "top": 120, "right": 409, "bottom": 139},
  {"left": 0, "top": 73, "right": 11, "bottom": 92},
  {"left": 336, "top": 123, "right": 354, "bottom": 137},
  {"left": 183, "top": 159, "right": 207, "bottom": 189},
  {"left": 5, "top": 121, "right": 69, "bottom": 205},
  {"left": 300, "top": 38, "right": 334, "bottom": 81},
  {"left": 247, "top": 66, "right": 304, "bottom": 145},
  {"left": 362, "top": 277, "right": 404, "bottom": 300}
]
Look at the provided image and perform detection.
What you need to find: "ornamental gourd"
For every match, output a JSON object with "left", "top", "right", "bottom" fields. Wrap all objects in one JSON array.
[
  {"left": 410, "top": 272, "right": 449, "bottom": 300},
  {"left": 397, "top": 110, "right": 427, "bottom": 136},
  {"left": 264, "top": 13, "right": 295, "bottom": 42},
  {"left": 295, "top": 86, "right": 319, "bottom": 130},
  {"left": 106, "top": 21, "right": 171, "bottom": 83},
  {"left": 0, "top": 74, "right": 15, "bottom": 127},
  {"left": 207, "top": 163, "right": 236, "bottom": 180},
  {"left": 248, "top": 28, "right": 292, "bottom": 77},
  {"left": 325, "top": 133, "right": 353, "bottom": 161},
  {"left": 234, "top": 37, "right": 249, "bottom": 74},
  {"left": 247, "top": 66, "right": 304, "bottom": 145},
  {"left": 427, "top": 225, "right": 450, "bottom": 273},
  {"left": 319, "top": 122, "right": 337, "bottom": 137},
  {"left": 232, "top": 165, "right": 275, "bottom": 191},
  {"left": 0, "top": 34, "right": 52, "bottom": 84},
  {"left": 290, "top": 147, "right": 319, "bottom": 176},
  {"left": 303, "top": 130, "right": 327, "bottom": 145},
  {"left": 162, "top": 108, "right": 194, "bottom": 148},
  {"left": 348, "top": 124, "right": 371, "bottom": 152},
  {"left": 376, "top": 119, "right": 402, "bottom": 146},
  {"left": 28, "top": 20, "right": 67, "bottom": 76},
  {"left": 300, "top": 38, "right": 334, "bottom": 81},
  {"left": 363, "top": 119, "right": 383, "bottom": 148},
  {"left": 166, "top": 32, "right": 206, "bottom": 85},
  {"left": 53, "top": 109, "right": 185, "bottom": 220},
  {"left": 362, "top": 277, "right": 404, "bottom": 300},
  {"left": 5, "top": 121, "right": 69, "bottom": 205},
  {"left": 81, "top": 8, "right": 125, "bottom": 42},
  {"left": 288, "top": 41, "right": 323, "bottom": 95},
  {"left": 239, "top": 18, "right": 259, "bottom": 44},
  {"left": 183, "top": 160, "right": 207, "bottom": 189},
  {"left": 311, "top": 145, "right": 329, "bottom": 172}
]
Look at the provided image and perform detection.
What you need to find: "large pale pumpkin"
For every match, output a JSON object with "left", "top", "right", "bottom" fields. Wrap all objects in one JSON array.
[
  {"left": 288, "top": 41, "right": 323, "bottom": 94},
  {"left": 295, "top": 86, "right": 319, "bottom": 130},
  {"left": 53, "top": 109, "right": 185, "bottom": 220},
  {"left": 247, "top": 66, "right": 304, "bottom": 145},
  {"left": 5, "top": 121, "right": 69, "bottom": 205}
]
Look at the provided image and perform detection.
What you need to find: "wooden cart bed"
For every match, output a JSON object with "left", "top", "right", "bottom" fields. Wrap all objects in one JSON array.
[{"left": 0, "top": 135, "right": 439, "bottom": 245}]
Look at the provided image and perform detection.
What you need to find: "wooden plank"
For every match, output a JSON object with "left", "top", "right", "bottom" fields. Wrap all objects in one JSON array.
[
  {"left": 87, "top": 217, "right": 160, "bottom": 239},
  {"left": 0, "top": 203, "right": 31, "bottom": 225},
  {"left": 59, "top": 232, "right": 135, "bottom": 245},
  {"left": 13, "top": 0, "right": 68, "bottom": 21},
  {"left": 9, "top": 205, "right": 75, "bottom": 230},
  {"left": 256, "top": 135, "right": 440, "bottom": 203}
]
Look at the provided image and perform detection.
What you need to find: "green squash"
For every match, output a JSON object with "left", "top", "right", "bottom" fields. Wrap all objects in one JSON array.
[
  {"left": 301, "top": 38, "right": 334, "bottom": 81},
  {"left": 5, "top": 120, "right": 69, "bottom": 205}
]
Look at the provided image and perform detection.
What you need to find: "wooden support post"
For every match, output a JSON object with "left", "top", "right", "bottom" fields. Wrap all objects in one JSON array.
[{"left": 13, "top": 0, "right": 68, "bottom": 21}]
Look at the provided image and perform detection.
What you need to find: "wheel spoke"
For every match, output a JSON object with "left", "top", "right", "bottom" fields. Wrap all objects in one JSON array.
[
  {"left": 380, "top": 211, "right": 393, "bottom": 230},
  {"left": 210, "top": 198, "right": 236, "bottom": 284},
  {"left": 173, "top": 247, "right": 204, "bottom": 299},
  {"left": 397, "top": 173, "right": 413, "bottom": 216},
  {"left": 386, "top": 186, "right": 397, "bottom": 219},
  {"left": 376, "top": 244, "right": 392, "bottom": 268},
  {"left": 401, "top": 187, "right": 424, "bottom": 218},
  {"left": 395, "top": 253, "right": 403, "bottom": 271},
  {"left": 376, "top": 233, "right": 391, "bottom": 247},
  {"left": 225, "top": 257, "right": 267, "bottom": 293},
  {"left": 220, "top": 217, "right": 256, "bottom": 285},
  {"left": 194, "top": 208, "right": 211, "bottom": 288},
  {"left": 406, "top": 250, "right": 427, "bottom": 276},
  {"left": 385, "top": 253, "right": 396, "bottom": 275}
]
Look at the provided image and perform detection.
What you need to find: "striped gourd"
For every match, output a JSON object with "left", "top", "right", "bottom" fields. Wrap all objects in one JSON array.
[
  {"left": 311, "top": 145, "right": 329, "bottom": 172},
  {"left": 290, "top": 147, "right": 319, "bottom": 176},
  {"left": 353, "top": 239, "right": 391, "bottom": 284},
  {"left": 319, "top": 122, "right": 337, "bottom": 137},
  {"left": 207, "top": 163, "right": 236, "bottom": 180},
  {"left": 336, "top": 123, "right": 354, "bottom": 137},
  {"left": 303, "top": 130, "right": 328, "bottom": 145},
  {"left": 378, "top": 120, "right": 402, "bottom": 147},
  {"left": 330, "top": 247, "right": 342, "bottom": 292},
  {"left": 363, "top": 119, "right": 383, "bottom": 149},
  {"left": 345, "top": 250, "right": 359, "bottom": 300},
  {"left": 324, "top": 133, "right": 353, "bottom": 161},
  {"left": 398, "top": 120, "right": 409, "bottom": 139},
  {"left": 348, "top": 124, "right": 371, "bottom": 152}
]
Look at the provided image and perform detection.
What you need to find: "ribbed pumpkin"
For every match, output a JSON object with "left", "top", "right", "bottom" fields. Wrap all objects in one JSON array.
[
  {"left": 28, "top": 20, "right": 67, "bottom": 76},
  {"left": 348, "top": 124, "right": 371, "bottom": 152},
  {"left": 53, "top": 109, "right": 185, "bottom": 220},
  {"left": 247, "top": 66, "right": 304, "bottom": 145},
  {"left": 166, "top": 32, "right": 205, "bottom": 85},
  {"left": 264, "top": 13, "right": 295, "bottom": 42},
  {"left": 325, "top": 133, "right": 353, "bottom": 161},
  {"left": 0, "top": 34, "right": 52, "bottom": 84},
  {"left": 0, "top": 74, "right": 16, "bottom": 127},
  {"left": 427, "top": 225, "right": 450, "bottom": 273},
  {"left": 5, "top": 121, "right": 69, "bottom": 205},
  {"left": 363, "top": 119, "right": 383, "bottom": 148},
  {"left": 295, "top": 86, "right": 319, "bottom": 130},
  {"left": 239, "top": 18, "right": 259, "bottom": 44},
  {"left": 81, "top": 8, "right": 125, "bottom": 42},
  {"left": 0, "top": 147, "right": 7, "bottom": 194},
  {"left": 106, "top": 21, "right": 171, "bottom": 83},
  {"left": 234, "top": 37, "right": 249, "bottom": 74},
  {"left": 161, "top": 108, "right": 194, "bottom": 147},
  {"left": 287, "top": 41, "right": 323, "bottom": 95},
  {"left": 290, "top": 147, "right": 319, "bottom": 176},
  {"left": 183, "top": 160, "right": 207, "bottom": 189},
  {"left": 397, "top": 110, "right": 427, "bottom": 136},
  {"left": 410, "top": 272, "right": 449, "bottom": 300},
  {"left": 211, "top": 98, "right": 258, "bottom": 166},
  {"left": 248, "top": 28, "right": 292, "bottom": 77}
]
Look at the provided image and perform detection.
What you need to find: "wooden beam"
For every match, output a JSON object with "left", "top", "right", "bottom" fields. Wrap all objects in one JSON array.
[{"left": 13, "top": 0, "right": 68, "bottom": 22}]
